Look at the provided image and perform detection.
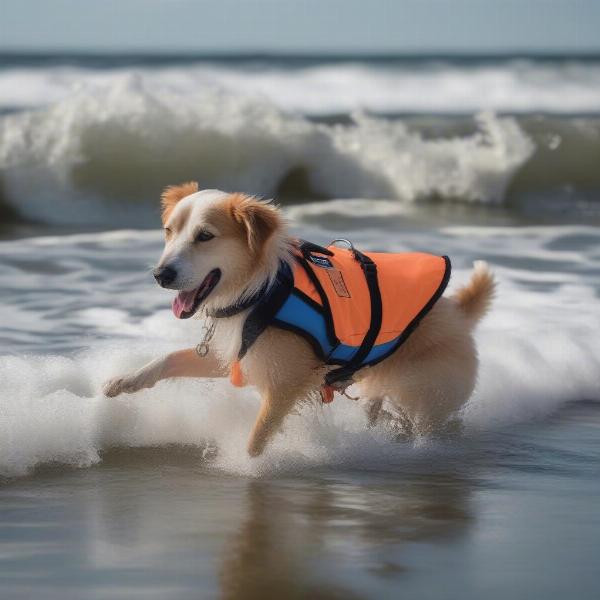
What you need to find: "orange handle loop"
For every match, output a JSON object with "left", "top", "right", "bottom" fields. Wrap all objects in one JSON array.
[{"left": 230, "top": 361, "right": 245, "bottom": 387}]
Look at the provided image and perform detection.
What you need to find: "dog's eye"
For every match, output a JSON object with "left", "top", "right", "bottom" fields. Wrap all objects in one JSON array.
[
  {"left": 195, "top": 229, "right": 215, "bottom": 242},
  {"left": 164, "top": 227, "right": 172, "bottom": 237}
]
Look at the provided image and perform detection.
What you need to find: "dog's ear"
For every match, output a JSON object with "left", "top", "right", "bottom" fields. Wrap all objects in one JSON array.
[
  {"left": 161, "top": 181, "right": 198, "bottom": 223},
  {"left": 229, "top": 194, "right": 281, "bottom": 256}
]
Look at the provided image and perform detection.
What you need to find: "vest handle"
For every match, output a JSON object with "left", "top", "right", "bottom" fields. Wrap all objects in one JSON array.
[{"left": 329, "top": 238, "right": 355, "bottom": 251}]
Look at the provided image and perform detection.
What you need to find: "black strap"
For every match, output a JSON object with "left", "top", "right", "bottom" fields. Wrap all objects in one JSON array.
[
  {"left": 208, "top": 280, "right": 272, "bottom": 319},
  {"left": 210, "top": 240, "right": 322, "bottom": 319},
  {"left": 325, "top": 248, "right": 382, "bottom": 387},
  {"left": 208, "top": 262, "right": 294, "bottom": 360},
  {"left": 237, "top": 261, "right": 294, "bottom": 359},
  {"left": 293, "top": 254, "right": 339, "bottom": 348},
  {"left": 298, "top": 239, "right": 334, "bottom": 257}
]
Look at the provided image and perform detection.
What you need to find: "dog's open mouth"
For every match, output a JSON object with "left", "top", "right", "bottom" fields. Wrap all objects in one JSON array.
[{"left": 172, "top": 269, "right": 221, "bottom": 319}]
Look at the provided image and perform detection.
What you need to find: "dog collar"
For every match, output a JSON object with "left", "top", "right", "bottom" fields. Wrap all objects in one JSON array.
[{"left": 207, "top": 262, "right": 289, "bottom": 319}]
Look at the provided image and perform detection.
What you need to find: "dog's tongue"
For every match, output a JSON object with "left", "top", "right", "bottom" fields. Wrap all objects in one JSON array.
[{"left": 172, "top": 288, "right": 197, "bottom": 319}]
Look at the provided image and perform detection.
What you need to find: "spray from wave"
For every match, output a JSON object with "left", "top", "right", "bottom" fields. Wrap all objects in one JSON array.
[
  {"left": 1, "top": 223, "right": 599, "bottom": 479},
  {"left": 1, "top": 327, "right": 598, "bottom": 479},
  {"left": 0, "top": 76, "right": 537, "bottom": 225}
]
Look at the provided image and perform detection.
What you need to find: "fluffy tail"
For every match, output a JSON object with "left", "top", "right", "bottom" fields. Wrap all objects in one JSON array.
[{"left": 453, "top": 261, "right": 495, "bottom": 325}]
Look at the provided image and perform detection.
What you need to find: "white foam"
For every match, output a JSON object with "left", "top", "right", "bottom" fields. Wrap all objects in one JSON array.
[
  {"left": 2, "top": 60, "right": 600, "bottom": 114},
  {"left": 1, "top": 323, "right": 599, "bottom": 478}
]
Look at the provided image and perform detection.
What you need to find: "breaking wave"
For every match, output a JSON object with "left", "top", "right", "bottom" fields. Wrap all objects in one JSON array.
[
  {"left": 0, "top": 77, "right": 538, "bottom": 225},
  {"left": 2, "top": 56, "right": 600, "bottom": 115}
]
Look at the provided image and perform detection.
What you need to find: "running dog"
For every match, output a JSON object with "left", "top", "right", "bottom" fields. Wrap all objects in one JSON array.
[{"left": 103, "top": 183, "right": 494, "bottom": 456}]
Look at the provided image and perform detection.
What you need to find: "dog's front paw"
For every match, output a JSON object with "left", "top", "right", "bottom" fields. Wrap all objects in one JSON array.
[{"left": 102, "top": 376, "right": 138, "bottom": 397}]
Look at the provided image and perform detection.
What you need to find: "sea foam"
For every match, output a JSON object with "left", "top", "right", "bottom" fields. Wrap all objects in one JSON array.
[
  {"left": 2, "top": 59, "right": 600, "bottom": 115},
  {"left": 1, "top": 326, "right": 599, "bottom": 479}
]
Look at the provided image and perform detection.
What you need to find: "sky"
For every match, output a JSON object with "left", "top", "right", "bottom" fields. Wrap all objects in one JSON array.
[{"left": 1, "top": 0, "right": 599, "bottom": 54}]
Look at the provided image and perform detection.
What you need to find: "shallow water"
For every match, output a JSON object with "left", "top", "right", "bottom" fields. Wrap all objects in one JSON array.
[
  {"left": 2, "top": 403, "right": 599, "bottom": 600},
  {"left": 1, "top": 210, "right": 600, "bottom": 597}
]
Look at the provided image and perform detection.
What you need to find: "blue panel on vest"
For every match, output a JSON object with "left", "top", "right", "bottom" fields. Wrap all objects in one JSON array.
[
  {"left": 329, "top": 335, "right": 401, "bottom": 364},
  {"left": 275, "top": 294, "right": 334, "bottom": 356},
  {"left": 276, "top": 293, "right": 403, "bottom": 367},
  {"left": 364, "top": 336, "right": 401, "bottom": 362},
  {"left": 329, "top": 343, "right": 358, "bottom": 362}
]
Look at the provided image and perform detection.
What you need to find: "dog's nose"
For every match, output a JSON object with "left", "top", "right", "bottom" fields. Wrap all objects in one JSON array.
[{"left": 153, "top": 265, "right": 177, "bottom": 287}]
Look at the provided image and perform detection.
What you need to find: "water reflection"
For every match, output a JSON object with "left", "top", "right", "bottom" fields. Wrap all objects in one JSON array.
[
  {"left": 219, "top": 470, "right": 473, "bottom": 598},
  {"left": 0, "top": 449, "right": 474, "bottom": 599}
]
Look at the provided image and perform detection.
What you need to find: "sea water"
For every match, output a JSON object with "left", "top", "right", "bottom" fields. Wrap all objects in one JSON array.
[{"left": 0, "top": 54, "right": 599, "bottom": 599}]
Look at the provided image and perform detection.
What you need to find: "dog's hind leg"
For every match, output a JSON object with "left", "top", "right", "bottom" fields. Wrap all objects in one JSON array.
[
  {"left": 358, "top": 344, "right": 476, "bottom": 437},
  {"left": 365, "top": 397, "right": 384, "bottom": 427},
  {"left": 387, "top": 356, "right": 476, "bottom": 436},
  {"left": 364, "top": 396, "right": 414, "bottom": 436}
]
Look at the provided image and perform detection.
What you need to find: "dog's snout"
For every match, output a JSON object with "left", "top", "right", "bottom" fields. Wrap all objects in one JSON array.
[{"left": 153, "top": 265, "right": 177, "bottom": 287}]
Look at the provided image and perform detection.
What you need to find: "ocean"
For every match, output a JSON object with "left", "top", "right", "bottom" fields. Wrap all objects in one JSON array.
[{"left": 0, "top": 54, "right": 599, "bottom": 599}]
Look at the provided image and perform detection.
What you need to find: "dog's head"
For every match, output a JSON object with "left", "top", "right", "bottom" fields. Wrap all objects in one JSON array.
[{"left": 153, "top": 182, "right": 285, "bottom": 319}]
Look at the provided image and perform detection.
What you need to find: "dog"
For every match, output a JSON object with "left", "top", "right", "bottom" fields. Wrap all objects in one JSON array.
[{"left": 103, "top": 182, "right": 494, "bottom": 456}]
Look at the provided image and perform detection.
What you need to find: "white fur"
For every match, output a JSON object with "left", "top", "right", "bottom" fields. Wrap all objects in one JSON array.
[{"left": 157, "top": 190, "right": 232, "bottom": 291}]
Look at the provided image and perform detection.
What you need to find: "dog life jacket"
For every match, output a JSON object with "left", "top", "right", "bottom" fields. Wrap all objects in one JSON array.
[{"left": 217, "top": 241, "right": 451, "bottom": 397}]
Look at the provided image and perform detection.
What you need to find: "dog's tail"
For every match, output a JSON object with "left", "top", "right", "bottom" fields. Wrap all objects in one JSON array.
[{"left": 453, "top": 261, "right": 495, "bottom": 326}]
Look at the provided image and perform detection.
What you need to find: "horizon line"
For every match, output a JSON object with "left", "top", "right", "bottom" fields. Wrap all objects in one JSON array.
[{"left": 1, "top": 48, "right": 600, "bottom": 61}]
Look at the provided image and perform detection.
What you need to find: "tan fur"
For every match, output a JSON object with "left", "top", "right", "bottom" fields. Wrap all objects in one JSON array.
[
  {"left": 356, "top": 297, "right": 479, "bottom": 432},
  {"left": 198, "top": 194, "right": 291, "bottom": 312},
  {"left": 453, "top": 260, "right": 495, "bottom": 323},
  {"left": 241, "top": 329, "right": 325, "bottom": 456},
  {"left": 226, "top": 193, "right": 283, "bottom": 260},
  {"left": 104, "top": 187, "right": 495, "bottom": 456},
  {"left": 161, "top": 181, "right": 199, "bottom": 223}
]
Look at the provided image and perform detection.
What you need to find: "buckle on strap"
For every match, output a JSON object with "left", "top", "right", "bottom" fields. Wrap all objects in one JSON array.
[
  {"left": 361, "top": 260, "right": 377, "bottom": 275},
  {"left": 351, "top": 248, "right": 377, "bottom": 275}
]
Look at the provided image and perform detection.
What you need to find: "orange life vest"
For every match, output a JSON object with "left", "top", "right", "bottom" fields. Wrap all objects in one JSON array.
[{"left": 223, "top": 240, "right": 450, "bottom": 393}]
